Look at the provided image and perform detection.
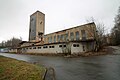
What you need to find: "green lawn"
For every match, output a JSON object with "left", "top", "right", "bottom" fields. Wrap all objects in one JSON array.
[{"left": 0, "top": 56, "right": 46, "bottom": 80}]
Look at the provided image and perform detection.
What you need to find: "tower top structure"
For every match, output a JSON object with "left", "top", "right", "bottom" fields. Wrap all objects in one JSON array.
[{"left": 29, "top": 11, "right": 45, "bottom": 42}]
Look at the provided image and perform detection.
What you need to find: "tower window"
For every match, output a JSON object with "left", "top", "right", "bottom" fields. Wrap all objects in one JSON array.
[
  {"left": 40, "top": 21, "right": 42, "bottom": 24},
  {"left": 31, "top": 18, "right": 33, "bottom": 21}
]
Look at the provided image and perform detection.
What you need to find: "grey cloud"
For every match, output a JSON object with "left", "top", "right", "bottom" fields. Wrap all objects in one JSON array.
[{"left": 0, "top": 0, "right": 120, "bottom": 42}]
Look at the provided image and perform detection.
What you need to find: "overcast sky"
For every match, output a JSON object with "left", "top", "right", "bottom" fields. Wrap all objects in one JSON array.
[{"left": 0, "top": 0, "right": 120, "bottom": 42}]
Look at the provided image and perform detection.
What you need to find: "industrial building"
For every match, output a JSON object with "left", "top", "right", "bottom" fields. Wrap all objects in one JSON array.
[{"left": 9, "top": 11, "right": 97, "bottom": 54}]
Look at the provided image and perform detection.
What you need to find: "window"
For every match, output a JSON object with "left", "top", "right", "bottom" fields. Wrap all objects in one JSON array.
[
  {"left": 31, "top": 18, "right": 33, "bottom": 21},
  {"left": 57, "top": 35, "right": 60, "bottom": 42},
  {"left": 73, "top": 44, "right": 76, "bottom": 47},
  {"left": 44, "top": 36, "right": 46, "bottom": 43},
  {"left": 76, "top": 31, "right": 79, "bottom": 40},
  {"left": 29, "top": 47, "right": 32, "bottom": 49},
  {"left": 76, "top": 44, "right": 79, "bottom": 47},
  {"left": 48, "top": 37, "right": 49, "bottom": 43},
  {"left": 43, "top": 46, "right": 45, "bottom": 48},
  {"left": 40, "top": 21, "right": 42, "bottom": 24},
  {"left": 49, "top": 46, "right": 52, "bottom": 48},
  {"left": 81, "top": 30, "right": 86, "bottom": 39},
  {"left": 48, "top": 37, "right": 52, "bottom": 43},
  {"left": 50, "top": 36, "right": 52, "bottom": 43},
  {"left": 43, "top": 46, "right": 48, "bottom": 48},
  {"left": 38, "top": 47, "right": 41, "bottom": 49},
  {"left": 54, "top": 35, "right": 56, "bottom": 43},
  {"left": 59, "top": 45, "right": 66, "bottom": 47},
  {"left": 34, "top": 37, "right": 36, "bottom": 40},
  {"left": 49, "top": 46, "right": 55, "bottom": 48},
  {"left": 65, "top": 33, "right": 68, "bottom": 41},
  {"left": 52, "top": 46, "right": 55, "bottom": 48},
  {"left": 73, "top": 44, "right": 79, "bottom": 47},
  {"left": 59, "top": 45, "right": 62, "bottom": 47},
  {"left": 33, "top": 47, "right": 34, "bottom": 49},
  {"left": 61, "top": 35, "right": 64, "bottom": 41},
  {"left": 70, "top": 32, "right": 74, "bottom": 41},
  {"left": 33, "top": 47, "right": 36, "bottom": 49},
  {"left": 83, "top": 45, "right": 85, "bottom": 51},
  {"left": 64, "top": 45, "right": 66, "bottom": 47}
]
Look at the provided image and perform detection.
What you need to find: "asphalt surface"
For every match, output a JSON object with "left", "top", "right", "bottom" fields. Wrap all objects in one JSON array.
[{"left": 0, "top": 46, "right": 120, "bottom": 80}]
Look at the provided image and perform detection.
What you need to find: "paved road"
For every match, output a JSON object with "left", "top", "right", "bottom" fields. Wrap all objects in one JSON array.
[{"left": 0, "top": 46, "right": 120, "bottom": 80}]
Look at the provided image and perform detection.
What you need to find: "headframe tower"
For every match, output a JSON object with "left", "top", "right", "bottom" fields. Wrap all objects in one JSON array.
[{"left": 29, "top": 11, "right": 45, "bottom": 42}]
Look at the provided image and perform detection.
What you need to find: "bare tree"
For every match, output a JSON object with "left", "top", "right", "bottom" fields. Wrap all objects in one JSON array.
[
  {"left": 0, "top": 37, "right": 22, "bottom": 48},
  {"left": 111, "top": 6, "right": 120, "bottom": 45},
  {"left": 86, "top": 17, "right": 106, "bottom": 51},
  {"left": 96, "top": 23, "right": 105, "bottom": 49}
]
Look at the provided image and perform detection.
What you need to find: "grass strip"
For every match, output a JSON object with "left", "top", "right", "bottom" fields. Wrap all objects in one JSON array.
[{"left": 0, "top": 55, "right": 46, "bottom": 80}]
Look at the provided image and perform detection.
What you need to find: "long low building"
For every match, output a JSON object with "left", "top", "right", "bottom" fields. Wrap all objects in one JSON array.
[
  {"left": 9, "top": 11, "right": 97, "bottom": 55},
  {"left": 17, "top": 41, "right": 95, "bottom": 54}
]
